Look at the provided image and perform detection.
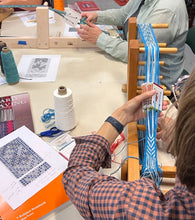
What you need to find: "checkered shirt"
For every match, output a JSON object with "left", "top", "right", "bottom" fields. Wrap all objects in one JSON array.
[{"left": 62, "top": 135, "right": 195, "bottom": 219}]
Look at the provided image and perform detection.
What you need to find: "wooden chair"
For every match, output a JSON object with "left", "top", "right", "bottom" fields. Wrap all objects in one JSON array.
[{"left": 121, "top": 18, "right": 177, "bottom": 193}]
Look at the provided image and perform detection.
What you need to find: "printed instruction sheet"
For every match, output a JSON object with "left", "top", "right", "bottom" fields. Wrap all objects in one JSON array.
[{"left": 0, "top": 126, "right": 68, "bottom": 210}]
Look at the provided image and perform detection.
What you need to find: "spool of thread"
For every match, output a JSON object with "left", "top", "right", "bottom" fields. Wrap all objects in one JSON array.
[
  {"left": 54, "top": 86, "right": 76, "bottom": 131},
  {"left": 0, "top": 41, "right": 7, "bottom": 74},
  {"left": 1, "top": 47, "right": 20, "bottom": 84},
  {"left": 54, "top": 0, "right": 65, "bottom": 11}
]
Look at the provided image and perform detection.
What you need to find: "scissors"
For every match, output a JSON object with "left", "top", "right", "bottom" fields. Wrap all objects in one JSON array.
[{"left": 38, "top": 127, "right": 63, "bottom": 137}]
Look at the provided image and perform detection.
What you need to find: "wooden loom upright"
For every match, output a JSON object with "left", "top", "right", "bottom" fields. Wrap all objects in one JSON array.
[{"left": 121, "top": 18, "right": 176, "bottom": 191}]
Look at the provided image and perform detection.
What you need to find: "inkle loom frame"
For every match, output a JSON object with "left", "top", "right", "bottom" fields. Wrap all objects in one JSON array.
[
  {"left": 121, "top": 18, "right": 177, "bottom": 193},
  {"left": 0, "top": 6, "right": 96, "bottom": 49}
]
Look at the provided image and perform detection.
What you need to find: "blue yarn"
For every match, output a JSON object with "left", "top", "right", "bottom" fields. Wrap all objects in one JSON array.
[
  {"left": 110, "top": 156, "right": 141, "bottom": 176},
  {"left": 1, "top": 48, "right": 20, "bottom": 84},
  {"left": 115, "top": 137, "right": 146, "bottom": 157},
  {"left": 137, "top": 24, "right": 162, "bottom": 187},
  {"left": 41, "top": 108, "right": 55, "bottom": 123}
]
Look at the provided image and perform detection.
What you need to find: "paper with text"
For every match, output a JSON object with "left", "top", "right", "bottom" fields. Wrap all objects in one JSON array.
[{"left": 0, "top": 126, "right": 68, "bottom": 210}]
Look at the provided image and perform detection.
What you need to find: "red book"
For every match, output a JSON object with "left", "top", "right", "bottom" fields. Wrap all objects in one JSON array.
[{"left": 75, "top": 1, "right": 100, "bottom": 12}]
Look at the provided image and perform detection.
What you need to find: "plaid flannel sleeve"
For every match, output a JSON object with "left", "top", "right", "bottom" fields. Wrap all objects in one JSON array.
[
  {"left": 62, "top": 135, "right": 195, "bottom": 220},
  {"left": 62, "top": 135, "right": 156, "bottom": 219}
]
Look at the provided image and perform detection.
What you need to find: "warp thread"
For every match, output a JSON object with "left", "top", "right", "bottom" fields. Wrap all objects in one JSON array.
[
  {"left": 0, "top": 41, "right": 7, "bottom": 74},
  {"left": 1, "top": 47, "right": 20, "bottom": 84},
  {"left": 54, "top": 86, "right": 76, "bottom": 131},
  {"left": 137, "top": 23, "right": 162, "bottom": 186},
  {"left": 54, "top": 0, "right": 64, "bottom": 11}
]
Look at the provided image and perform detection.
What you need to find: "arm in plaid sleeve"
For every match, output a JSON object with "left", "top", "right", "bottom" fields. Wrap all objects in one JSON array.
[
  {"left": 62, "top": 134, "right": 149, "bottom": 219},
  {"left": 62, "top": 134, "right": 195, "bottom": 219},
  {"left": 62, "top": 89, "right": 195, "bottom": 219}
]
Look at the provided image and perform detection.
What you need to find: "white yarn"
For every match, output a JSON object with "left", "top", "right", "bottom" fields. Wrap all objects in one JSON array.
[{"left": 53, "top": 87, "right": 76, "bottom": 131}]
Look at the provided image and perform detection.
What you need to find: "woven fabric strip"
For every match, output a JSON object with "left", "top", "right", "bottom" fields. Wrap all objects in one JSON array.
[{"left": 137, "top": 23, "right": 162, "bottom": 186}]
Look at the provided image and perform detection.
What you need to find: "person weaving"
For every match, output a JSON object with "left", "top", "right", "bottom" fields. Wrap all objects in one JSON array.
[{"left": 62, "top": 69, "right": 195, "bottom": 219}]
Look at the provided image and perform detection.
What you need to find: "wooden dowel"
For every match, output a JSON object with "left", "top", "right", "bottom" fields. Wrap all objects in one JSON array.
[
  {"left": 137, "top": 124, "right": 161, "bottom": 132},
  {"left": 122, "top": 84, "right": 171, "bottom": 96},
  {"left": 137, "top": 85, "right": 165, "bottom": 90},
  {"left": 121, "top": 160, "right": 176, "bottom": 181},
  {"left": 139, "top": 47, "right": 178, "bottom": 54},
  {"left": 136, "top": 23, "right": 169, "bottom": 29},
  {"left": 139, "top": 43, "right": 167, "bottom": 47},
  {"left": 151, "top": 23, "right": 169, "bottom": 28},
  {"left": 123, "top": 83, "right": 164, "bottom": 92},
  {"left": 138, "top": 61, "right": 165, "bottom": 66},
  {"left": 140, "top": 165, "right": 176, "bottom": 178},
  {"left": 160, "top": 166, "right": 177, "bottom": 178},
  {"left": 137, "top": 89, "right": 171, "bottom": 96},
  {"left": 161, "top": 85, "right": 167, "bottom": 90},
  {"left": 137, "top": 75, "right": 163, "bottom": 80}
]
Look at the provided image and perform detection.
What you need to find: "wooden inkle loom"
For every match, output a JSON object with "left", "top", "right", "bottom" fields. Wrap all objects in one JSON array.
[
  {"left": 121, "top": 18, "right": 176, "bottom": 192},
  {"left": 0, "top": 6, "right": 95, "bottom": 49}
]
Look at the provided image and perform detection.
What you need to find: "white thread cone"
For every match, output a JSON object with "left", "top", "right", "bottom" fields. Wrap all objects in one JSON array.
[{"left": 54, "top": 87, "right": 76, "bottom": 131}]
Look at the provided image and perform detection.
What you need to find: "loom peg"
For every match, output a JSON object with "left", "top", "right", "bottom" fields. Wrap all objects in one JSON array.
[
  {"left": 138, "top": 61, "right": 165, "bottom": 66},
  {"left": 137, "top": 85, "right": 165, "bottom": 90},
  {"left": 161, "top": 85, "right": 167, "bottom": 90},
  {"left": 132, "top": 84, "right": 171, "bottom": 98},
  {"left": 137, "top": 89, "right": 171, "bottom": 96},
  {"left": 139, "top": 43, "right": 167, "bottom": 47},
  {"left": 122, "top": 80, "right": 163, "bottom": 93},
  {"left": 137, "top": 124, "right": 161, "bottom": 132},
  {"left": 136, "top": 23, "right": 169, "bottom": 29},
  {"left": 121, "top": 160, "right": 176, "bottom": 180},
  {"left": 122, "top": 84, "right": 171, "bottom": 97},
  {"left": 137, "top": 75, "right": 163, "bottom": 80},
  {"left": 139, "top": 47, "right": 178, "bottom": 54},
  {"left": 151, "top": 23, "right": 169, "bottom": 28}
]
